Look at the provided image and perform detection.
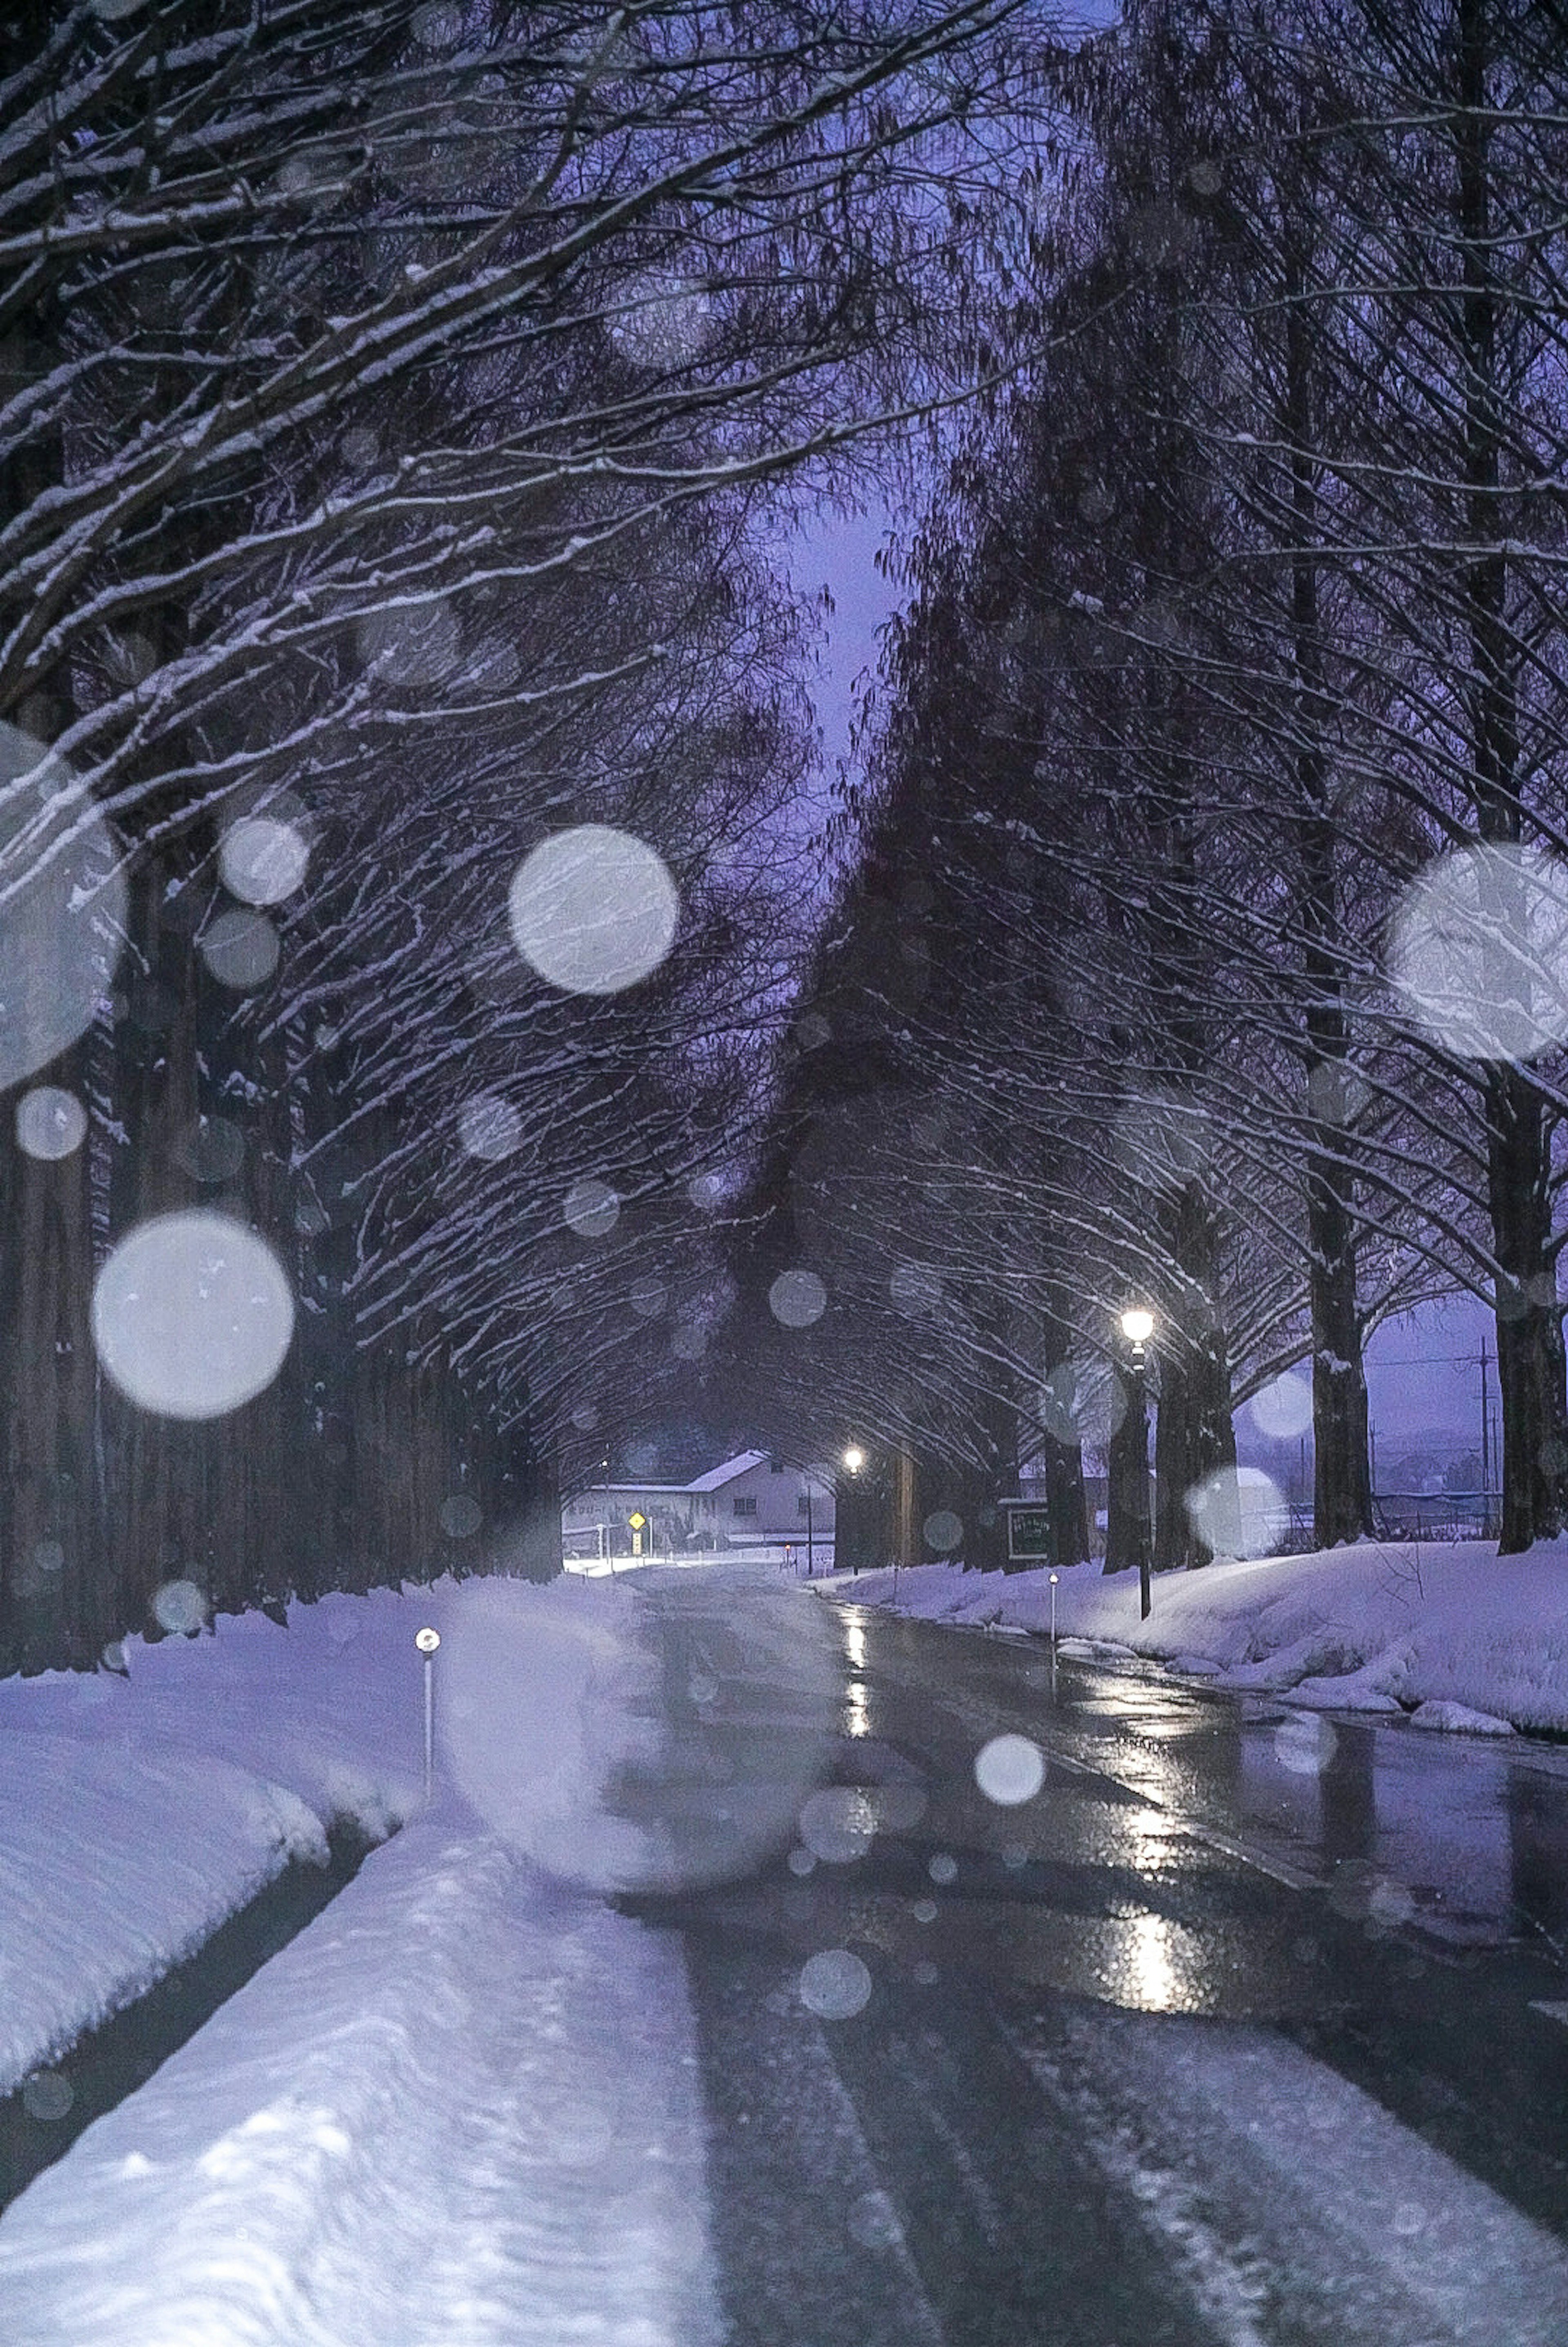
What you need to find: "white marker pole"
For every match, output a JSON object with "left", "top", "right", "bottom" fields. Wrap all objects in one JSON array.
[
  {"left": 415, "top": 1627, "right": 440, "bottom": 1804},
  {"left": 1047, "top": 1558, "right": 1061, "bottom": 1690}
]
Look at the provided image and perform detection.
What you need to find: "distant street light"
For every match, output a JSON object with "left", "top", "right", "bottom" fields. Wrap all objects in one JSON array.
[
  {"left": 1116, "top": 1309, "right": 1154, "bottom": 1620},
  {"left": 843, "top": 1445, "right": 864, "bottom": 1472}
]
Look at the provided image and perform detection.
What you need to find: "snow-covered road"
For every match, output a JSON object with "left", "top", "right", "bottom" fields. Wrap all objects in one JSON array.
[{"left": 9, "top": 1563, "right": 1568, "bottom": 2344}]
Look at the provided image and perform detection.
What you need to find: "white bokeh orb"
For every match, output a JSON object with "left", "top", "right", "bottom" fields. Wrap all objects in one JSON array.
[
  {"left": 769, "top": 1268, "right": 826, "bottom": 1328},
  {"left": 21, "top": 2072, "right": 73, "bottom": 2122},
  {"left": 1184, "top": 1464, "right": 1287, "bottom": 1560},
  {"left": 797, "top": 1948, "right": 872, "bottom": 2020},
  {"left": 1389, "top": 841, "right": 1568, "bottom": 1062},
  {"left": 439, "top": 1575, "right": 837, "bottom": 1894},
  {"left": 608, "top": 271, "right": 712, "bottom": 371},
  {"left": 1248, "top": 1370, "right": 1314, "bottom": 1441},
  {"left": 200, "top": 907, "right": 279, "bottom": 991},
  {"left": 889, "top": 1261, "right": 943, "bottom": 1318},
  {"left": 172, "top": 1113, "right": 245, "bottom": 1185},
  {"left": 152, "top": 1578, "right": 207, "bottom": 1635},
  {"left": 1274, "top": 1713, "right": 1337, "bottom": 1776},
  {"left": 564, "top": 1177, "right": 619, "bottom": 1238},
  {"left": 974, "top": 1733, "right": 1045, "bottom": 1806},
  {"left": 1040, "top": 1355, "right": 1126, "bottom": 1449},
  {"left": 923, "top": 1509, "right": 963, "bottom": 1554},
  {"left": 356, "top": 598, "right": 461, "bottom": 688},
  {"left": 1037, "top": 1359, "right": 1085, "bottom": 1444},
  {"left": 508, "top": 826, "right": 678, "bottom": 996},
  {"left": 16, "top": 1085, "right": 87, "bottom": 1161},
  {"left": 0, "top": 724, "right": 125, "bottom": 1089},
  {"left": 219, "top": 814, "right": 310, "bottom": 906},
  {"left": 458, "top": 1092, "right": 522, "bottom": 1163},
  {"left": 412, "top": 0, "right": 463, "bottom": 45},
  {"left": 798, "top": 1786, "right": 877, "bottom": 1865},
  {"left": 91, "top": 1211, "right": 295, "bottom": 1420}
]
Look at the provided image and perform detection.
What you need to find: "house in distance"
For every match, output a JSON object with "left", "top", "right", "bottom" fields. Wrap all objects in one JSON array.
[{"left": 561, "top": 1450, "right": 836, "bottom": 1561}]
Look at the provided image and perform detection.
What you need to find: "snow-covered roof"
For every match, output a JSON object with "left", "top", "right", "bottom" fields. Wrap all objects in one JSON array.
[
  {"left": 588, "top": 1481, "right": 693, "bottom": 1496},
  {"left": 682, "top": 1449, "right": 771, "bottom": 1493},
  {"left": 566, "top": 1449, "right": 784, "bottom": 1504}
]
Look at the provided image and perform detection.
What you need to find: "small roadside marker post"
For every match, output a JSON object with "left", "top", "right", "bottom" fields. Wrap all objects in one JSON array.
[
  {"left": 1049, "top": 1571, "right": 1060, "bottom": 1696},
  {"left": 415, "top": 1627, "right": 440, "bottom": 1804}
]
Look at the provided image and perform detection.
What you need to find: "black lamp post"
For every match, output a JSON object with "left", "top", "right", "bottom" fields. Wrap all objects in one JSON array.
[
  {"left": 842, "top": 1446, "right": 864, "bottom": 1576},
  {"left": 1118, "top": 1308, "right": 1154, "bottom": 1620}
]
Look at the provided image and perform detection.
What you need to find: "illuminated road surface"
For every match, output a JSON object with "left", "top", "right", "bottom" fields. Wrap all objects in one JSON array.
[{"left": 629, "top": 1588, "right": 1568, "bottom": 2347}]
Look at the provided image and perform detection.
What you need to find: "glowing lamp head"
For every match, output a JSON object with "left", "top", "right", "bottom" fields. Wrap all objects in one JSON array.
[
  {"left": 843, "top": 1446, "right": 864, "bottom": 1473},
  {"left": 1119, "top": 1307, "right": 1155, "bottom": 1348}
]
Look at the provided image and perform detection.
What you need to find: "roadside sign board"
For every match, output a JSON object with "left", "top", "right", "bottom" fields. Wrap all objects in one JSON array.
[
  {"left": 628, "top": 1511, "right": 646, "bottom": 1528},
  {"left": 1001, "top": 1502, "right": 1052, "bottom": 1564}
]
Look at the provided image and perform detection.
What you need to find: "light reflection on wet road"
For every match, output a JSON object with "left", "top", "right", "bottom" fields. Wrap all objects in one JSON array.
[
  {"left": 630, "top": 1585, "right": 1568, "bottom": 2345},
  {"left": 824, "top": 1600, "right": 1568, "bottom": 1966}
]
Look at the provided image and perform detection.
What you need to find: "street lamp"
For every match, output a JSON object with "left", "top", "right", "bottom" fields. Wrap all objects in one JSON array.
[
  {"left": 1120, "top": 1307, "right": 1154, "bottom": 1357},
  {"left": 1116, "top": 1307, "right": 1154, "bottom": 1620},
  {"left": 841, "top": 1445, "right": 866, "bottom": 1576}
]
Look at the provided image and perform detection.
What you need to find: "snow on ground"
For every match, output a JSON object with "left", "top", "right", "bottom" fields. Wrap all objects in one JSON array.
[
  {"left": 0, "top": 1575, "right": 743, "bottom": 2346},
  {"left": 827, "top": 1537, "right": 1568, "bottom": 1733},
  {"left": 0, "top": 1736, "right": 326, "bottom": 2102},
  {"left": 0, "top": 1587, "right": 426, "bottom": 2103},
  {"left": 0, "top": 1814, "right": 717, "bottom": 2347}
]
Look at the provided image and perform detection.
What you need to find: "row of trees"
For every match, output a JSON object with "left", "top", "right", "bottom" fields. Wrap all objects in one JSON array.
[
  {"left": 0, "top": 0, "right": 1035, "bottom": 1669},
  {"left": 724, "top": 0, "right": 1568, "bottom": 1569}
]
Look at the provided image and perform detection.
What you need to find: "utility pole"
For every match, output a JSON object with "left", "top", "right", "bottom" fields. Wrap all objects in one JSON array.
[
  {"left": 1369, "top": 1425, "right": 1378, "bottom": 1516},
  {"left": 1479, "top": 1337, "right": 1491, "bottom": 1537}
]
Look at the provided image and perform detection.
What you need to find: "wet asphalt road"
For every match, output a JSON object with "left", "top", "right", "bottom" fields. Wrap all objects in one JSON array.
[{"left": 631, "top": 1588, "right": 1568, "bottom": 2347}]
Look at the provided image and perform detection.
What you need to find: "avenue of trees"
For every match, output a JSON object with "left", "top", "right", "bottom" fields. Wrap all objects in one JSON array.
[
  {"left": 0, "top": 0, "right": 1032, "bottom": 1669},
  {"left": 11, "top": 0, "right": 1568, "bottom": 1666},
  {"left": 725, "top": 0, "right": 1568, "bottom": 1573}
]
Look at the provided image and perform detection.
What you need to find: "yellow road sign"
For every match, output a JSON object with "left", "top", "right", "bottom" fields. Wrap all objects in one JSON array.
[{"left": 628, "top": 1511, "right": 646, "bottom": 1529}]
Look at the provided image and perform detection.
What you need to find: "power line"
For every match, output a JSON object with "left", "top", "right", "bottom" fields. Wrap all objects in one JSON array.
[{"left": 1366, "top": 1352, "right": 1486, "bottom": 1368}]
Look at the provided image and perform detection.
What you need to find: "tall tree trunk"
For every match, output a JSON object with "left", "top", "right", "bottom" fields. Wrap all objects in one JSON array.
[
  {"left": 1489, "top": 1067, "right": 1568, "bottom": 1547},
  {"left": 1038, "top": 1298, "right": 1088, "bottom": 1563},
  {"left": 1152, "top": 1182, "right": 1236, "bottom": 1568},
  {"left": 953, "top": 1374, "right": 1016, "bottom": 1572},
  {"left": 0, "top": 1037, "right": 101, "bottom": 1672},
  {"left": 1455, "top": 0, "right": 1568, "bottom": 1547},
  {"left": 1283, "top": 221, "right": 1374, "bottom": 1547},
  {"left": 1042, "top": 1434, "right": 1088, "bottom": 1567},
  {"left": 1105, "top": 1360, "right": 1150, "bottom": 1578},
  {"left": 892, "top": 1443, "right": 918, "bottom": 1566},
  {"left": 1153, "top": 1347, "right": 1189, "bottom": 1570}
]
